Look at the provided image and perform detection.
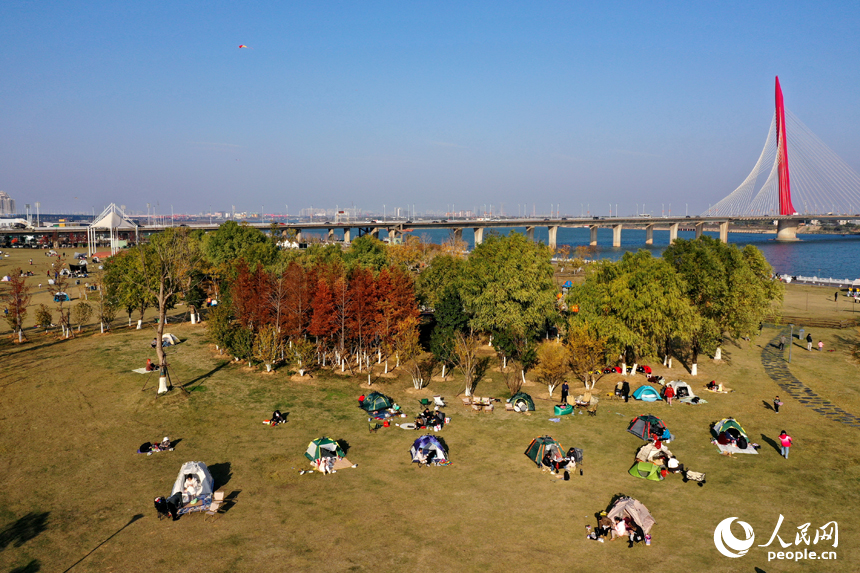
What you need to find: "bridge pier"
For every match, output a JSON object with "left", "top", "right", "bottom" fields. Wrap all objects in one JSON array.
[
  {"left": 295, "top": 230, "right": 304, "bottom": 243},
  {"left": 589, "top": 225, "right": 598, "bottom": 246},
  {"left": 669, "top": 223, "right": 679, "bottom": 244},
  {"left": 343, "top": 228, "right": 351, "bottom": 243},
  {"left": 719, "top": 221, "right": 729, "bottom": 243},
  {"left": 776, "top": 219, "right": 800, "bottom": 241},
  {"left": 695, "top": 222, "right": 704, "bottom": 239},
  {"left": 453, "top": 228, "right": 463, "bottom": 243},
  {"left": 327, "top": 228, "right": 335, "bottom": 242},
  {"left": 548, "top": 225, "right": 558, "bottom": 249},
  {"left": 612, "top": 224, "right": 622, "bottom": 247},
  {"left": 388, "top": 228, "right": 402, "bottom": 244},
  {"left": 645, "top": 224, "right": 654, "bottom": 245},
  {"left": 370, "top": 227, "right": 380, "bottom": 239},
  {"left": 526, "top": 226, "right": 535, "bottom": 242},
  {"left": 473, "top": 227, "right": 484, "bottom": 245}
]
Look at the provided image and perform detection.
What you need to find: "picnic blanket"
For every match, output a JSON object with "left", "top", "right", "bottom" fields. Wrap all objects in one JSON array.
[
  {"left": 716, "top": 443, "right": 758, "bottom": 455},
  {"left": 132, "top": 367, "right": 150, "bottom": 374},
  {"left": 398, "top": 423, "right": 417, "bottom": 430},
  {"left": 678, "top": 397, "right": 708, "bottom": 405}
]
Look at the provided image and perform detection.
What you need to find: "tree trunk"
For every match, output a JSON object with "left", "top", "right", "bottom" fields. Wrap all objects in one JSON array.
[
  {"left": 621, "top": 363, "right": 627, "bottom": 375},
  {"left": 631, "top": 363, "right": 637, "bottom": 376},
  {"left": 441, "top": 364, "right": 446, "bottom": 379},
  {"left": 714, "top": 347, "right": 722, "bottom": 360}
]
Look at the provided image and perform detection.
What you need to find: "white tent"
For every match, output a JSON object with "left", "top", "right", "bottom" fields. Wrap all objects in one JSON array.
[
  {"left": 87, "top": 203, "right": 138, "bottom": 257},
  {"left": 171, "top": 461, "right": 214, "bottom": 500},
  {"left": 635, "top": 442, "right": 675, "bottom": 463},
  {"left": 161, "top": 333, "right": 180, "bottom": 346},
  {"left": 666, "top": 380, "right": 697, "bottom": 400}
]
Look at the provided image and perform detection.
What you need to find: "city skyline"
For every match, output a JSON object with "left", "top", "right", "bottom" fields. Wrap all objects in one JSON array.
[{"left": 2, "top": 2, "right": 859, "bottom": 216}]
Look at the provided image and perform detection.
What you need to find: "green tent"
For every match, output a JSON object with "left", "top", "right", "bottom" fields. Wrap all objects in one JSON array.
[
  {"left": 629, "top": 461, "right": 664, "bottom": 481},
  {"left": 305, "top": 437, "right": 345, "bottom": 462},
  {"left": 361, "top": 392, "right": 393, "bottom": 413},
  {"left": 508, "top": 392, "right": 535, "bottom": 411},
  {"left": 524, "top": 436, "right": 564, "bottom": 467},
  {"left": 713, "top": 418, "right": 748, "bottom": 439}
]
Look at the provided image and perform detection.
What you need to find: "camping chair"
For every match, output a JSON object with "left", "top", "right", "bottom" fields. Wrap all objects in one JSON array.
[
  {"left": 587, "top": 399, "right": 599, "bottom": 417},
  {"left": 505, "top": 402, "right": 515, "bottom": 411},
  {"left": 419, "top": 398, "right": 432, "bottom": 407},
  {"left": 461, "top": 396, "right": 472, "bottom": 408},
  {"left": 368, "top": 419, "right": 383, "bottom": 433},
  {"left": 483, "top": 402, "right": 494, "bottom": 413},
  {"left": 433, "top": 396, "right": 445, "bottom": 407},
  {"left": 204, "top": 491, "right": 226, "bottom": 522}
]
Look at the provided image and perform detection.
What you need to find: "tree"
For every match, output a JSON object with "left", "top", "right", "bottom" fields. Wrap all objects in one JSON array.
[
  {"left": 567, "top": 250, "right": 698, "bottom": 367},
  {"left": 45, "top": 255, "right": 74, "bottom": 338},
  {"left": 309, "top": 274, "right": 338, "bottom": 366},
  {"left": 534, "top": 341, "right": 570, "bottom": 398},
  {"left": 207, "top": 304, "right": 233, "bottom": 355},
  {"left": 139, "top": 228, "right": 204, "bottom": 387},
  {"left": 292, "top": 338, "right": 316, "bottom": 377},
  {"left": 663, "top": 237, "right": 783, "bottom": 373},
  {"left": 429, "top": 286, "right": 468, "bottom": 378},
  {"left": 460, "top": 232, "right": 558, "bottom": 341},
  {"left": 104, "top": 251, "right": 151, "bottom": 328},
  {"left": 34, "top": 304, "right": 52, "bottom": 334},
  {"left": 344, "top": 235, "right": 389, "bottom": 270},
  {"left": 229, "top": 327, "right": 255, "bottom": 367},
  {"left": 415, "top": 254, "right": 465, "bottom": 309},
  {"left": 566, "top": 322, "right": 607, "bottom": 388},
  {"left": 92, "top": 271, "right": 118, "bottom": 333},
  {"left": 451, "top": 331, "right": 482, "bottom": 395},
  {"left": 346, "top": 266, "right": 378, "bottom": 370},
  {"left": 71, "top": 301, "right": 92, "bottom": 333},
  {"left": 254, "top": 324, "right": 282, "bottom": 372},
  {"left": 2, "top": 269, "right": 31, "bottom": 342}
]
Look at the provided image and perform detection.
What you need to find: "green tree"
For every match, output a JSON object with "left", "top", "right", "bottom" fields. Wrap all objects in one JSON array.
[
  {"left": 71, "top": 301, "right": 92, "bottom": 332},
  {"left": 415, "top": 254, "right": 465, "bottom": 309},
  {"left": 428, "top": 286, "right": 469, "bottom": 378},
  {"left": 344, "top": 235, "right": 389, "bottom": 270},
  {"left": 35, "top": 304, "right": 53, "bottom": 333},
  {"left": 534, "top": 341, "right": 570, "bottom": 398},
  {"left": 254, "top": 324, "right": 282, "bottom": 372},
  {"left": 567, "top": 250, "right": 698, "bottom": 366},
  {"left": 663, "top": 237, "right": 783, "bottom": 372},
  {"left": 566, "top": 321, "right": 607, "bottom": 388},
  {"left": 459, "top": 232, "right": 558, "bottom": 340},
  {"left": 104, "top": 250, "right": 152, "bottom": 328}
]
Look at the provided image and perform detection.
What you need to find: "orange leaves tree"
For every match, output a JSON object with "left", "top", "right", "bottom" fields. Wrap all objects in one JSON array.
[{"left": 2, "top": 269, "right": 32, "bottom": 342}]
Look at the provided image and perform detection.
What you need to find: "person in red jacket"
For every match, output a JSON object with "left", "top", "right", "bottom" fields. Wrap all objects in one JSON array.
[
  {"left": 779, "top": 430, "right": 793, "bottom": 459},
  {"left": 664, "top": 385, "right": 675, "bottom": 406}
]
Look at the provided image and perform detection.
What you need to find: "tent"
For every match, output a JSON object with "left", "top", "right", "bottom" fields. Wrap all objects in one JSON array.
[
  {"left": 713, "top": 418, "right": 749, "bottom": 448},
  {"left": 635, "top": 442, "right": 674, "bottom": 463},
  {"left": 632, "top": 385, "right": 661, "bottom": 402},
  {"left": 360, "top": 391, "right": 394, "bottom": 413},
  {"left": 524, "top": 436, "right": 564, "bottom": 468},
  {"left": 170, "top": 461, "right": 215, "bottom": 515},
  {"left": 53, "top": 292, "right": 70, "bottom": 302},
  {"left": 629, "top": 461, "right": 664, "bottom": 481},
  {"left": 665, "top": 380, "right": 696, "bottom": 400},
  {"left": 627, "top": 414, "right": 671, "bottom": 441},
  {"left": 161, "top": 333, "right": 180, "bottom": 346},
  {"left": 305, "top": 437, "right": 346, "bottom": 462},
  {"left": 607, "top": 497, "right": 656, "bottom": 535},
  {"left": 507, "top": 392, "right": 535, "bottom": 412},
  {"left": 410, "top": 434, "right": 448, "bottom": 465}
]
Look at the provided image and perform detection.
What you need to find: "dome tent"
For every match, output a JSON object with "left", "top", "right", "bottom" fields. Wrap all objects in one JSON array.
[
  {"left": 360, "top": 391, "right": 394, "bottom": 413},
  {"left": 606, "top": 496, "right": 656, "bottom": 535},
  {"left": 627, "top": 414, "right": 671, "bottom": 442},
  {"left": 507, "top": 392, "right": 535, "bottom": 412},
  {"left": 524, "top": 436, "right": 564, "bottom": 468},
  {"left": 410, "top": 434, "right": 448, "bottom": 465},
  {"left": 632, "top": 385, "right": 661, "bottom": 402},
  {"left": 305, "top": 437, "right": 345, "bottom": 462},
  {"left": 169, "top": 461, "right": 215, "bottom": 516},
  {"left": 629, "top": 461, "right": 664, "bottom": 481}
]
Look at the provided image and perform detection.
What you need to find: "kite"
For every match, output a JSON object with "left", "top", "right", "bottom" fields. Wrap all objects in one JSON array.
[{"left": 238, "top": 45, "right": 252, "bottom": 49}]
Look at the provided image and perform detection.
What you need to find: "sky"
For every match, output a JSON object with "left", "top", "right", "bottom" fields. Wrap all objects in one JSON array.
[{"left": 2, "top": 1, "right": 859, "bottom": 217}]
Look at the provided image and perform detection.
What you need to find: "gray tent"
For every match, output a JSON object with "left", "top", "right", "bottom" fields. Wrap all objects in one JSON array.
[
  {"left": 607, "top": 497, "right": 656, "bottom": 535},
  {"left": 171, "top": 461, "right": 214, "bottom": 500}
]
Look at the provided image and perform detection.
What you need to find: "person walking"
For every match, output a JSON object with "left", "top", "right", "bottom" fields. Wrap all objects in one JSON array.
[
  {"left": 778, "top": 430, "right": 793, "bottom": 459},
  {"left": 778, "top": 335, "right": 786, "bottom": 351},
  {"left": 621, "top": 380, "right": 630, "bottom": 403},
  {"left": 835, "top": 291, "right": 839, "bottom": 302},
  {"left": 806, "top": 333, "right": 813, "bottom": 351},
  {"left": 773, "top": 396, "right": 782, "bottom": 413},
  {"left": 818, "top": 340, "right": 824, "bottom": 352},
  {"left": 560, "top": 381, "right": 569, "bottom": 405}
]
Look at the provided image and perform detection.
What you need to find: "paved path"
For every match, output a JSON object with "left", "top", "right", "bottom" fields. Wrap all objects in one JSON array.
[{"left": 761, "top": 331, "right": 860, "bottom": 428}]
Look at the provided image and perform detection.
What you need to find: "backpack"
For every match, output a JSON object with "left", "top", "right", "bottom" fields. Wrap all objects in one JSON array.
[
  {"left": 154, "top": 497, "right": 169, "bottom": 518},
  {"left": 138, "top": 442, "right": 152, "bottom": 453},
  {"left": 737, "top": 436, "right": 749, "bottom": 450}
]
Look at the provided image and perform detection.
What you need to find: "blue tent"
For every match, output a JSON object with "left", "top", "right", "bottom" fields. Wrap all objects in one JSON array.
[{"left": 632, "top": 385, "right": 661, "bottom": 402}]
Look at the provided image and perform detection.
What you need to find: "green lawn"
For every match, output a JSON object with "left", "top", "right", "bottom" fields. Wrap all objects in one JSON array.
[{"left": 1, "top": 249, "right": 859, "bottom": 572}]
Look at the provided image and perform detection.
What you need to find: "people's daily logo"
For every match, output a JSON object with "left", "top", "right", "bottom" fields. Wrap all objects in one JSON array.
[
  {"left": 714, "top": 517, "right": 755, "bottom": 558},
  {"left": 714, "top": 515, "right": 838, "bottom": 562}
]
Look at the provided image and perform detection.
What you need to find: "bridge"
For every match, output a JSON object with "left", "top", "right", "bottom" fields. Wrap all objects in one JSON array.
[{"left": 3, "top": 77, "right": 859, "bottom": 253}]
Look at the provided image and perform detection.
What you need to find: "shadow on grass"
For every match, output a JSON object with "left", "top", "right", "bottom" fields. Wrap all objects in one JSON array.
[
  {"left": 761, "top": 400, "right": 774, "bottom": 411},
  {"left": 62, "top": 514, "right": 143, "bottom": 573},
  {"left": 10, "top": 560, "right": 40, "bottom": 573},
  {"left": 180, "top": 361, "right": 230, "bottom": 390},
  {"left": 209, "top": 462, "right": 232, "bottom": 490},
  {"left": 0, "top": 511, "right": 49, "bottom": 551},
  {"left": 760, "top": 433, "right": 781, "bottom": 455},
  {"left": 221, "top": 490, "right": 242, "bottom": 515},
  {"left": 336, "top": 439, "right": 350, "bottom": 455}
]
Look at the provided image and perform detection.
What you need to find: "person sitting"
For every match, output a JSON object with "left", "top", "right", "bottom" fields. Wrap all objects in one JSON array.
[
  {"left": 610, "top": 517, "right": 627, "bottom": 541},
  {"left": 151, "top": 338, "right": 158, "bottom": 349},
  {"left": 271, "top": 410, "right": 287, "bottom": 426},
  {"left": 158, "top": 436, "right": 172, "bottom": 451}
]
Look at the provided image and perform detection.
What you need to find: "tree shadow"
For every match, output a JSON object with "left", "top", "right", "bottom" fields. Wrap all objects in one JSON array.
[
  {"left": 181, "top": 361, "right": 230, "bottom": 390},
  {"left": 0, "top": 511, "right": 49, "bottom": 551},
  {"left": 208, "top": 462, "right": 232, "bottom": 490},
  {"left": 761, "top": 400, "right": 774, "bottom": 411},
  {"left": 61, "top": 514, "right": 143, "bottom": 573},
  {"left": 473, "top": 357, "right": 491, "bottom": 390},
  {"left": 10, "top": 560, "right": 40, "bottom": 573},
  {"left": 760, "top": 433, "right": 781, "bottom": 455}
]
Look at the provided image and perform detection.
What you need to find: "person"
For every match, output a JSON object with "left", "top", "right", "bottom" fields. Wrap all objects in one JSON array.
[
  {"left": 151, "top": 338, "right": 158, "bottom": 349},
  {"left": 561, "top": 381, "right": 569, "bottom": 405},
  {"left": 664, "top": 384, "right": 675, "bottom": 406},
  {"left": 271, "top": 410, "right": 286, "bottom": 426},
  {"left": 779, "top": 430, "right": 793, "bottom": 459},
  {"left": 778, "top": 335, "right": 786, "bottom": 351},
  {"left": 621, "top": 380, "right": 630, "bottom": 403},
  {"left": 358, "top": 394, "right": 366, "bottom": 407},
  {"left": 610, "top": 517, "right": 626, "bottom": 541},
  {"left": 597, "top": 514, "right": 613, "bottom": 539},
  {"left": 806, "top": 333, "right": 813, "bottom": 351},
  {"left": 145, "top": 358, "right": 154, "bottom": 371},
  {"left": 818, "top": 340, "right": 824, "bottom": 352},
  {"left": 835, "top": 291, "right": 839, "bottom": 302},
  {"left": 773, "top": 395, "right": 781, "bottom": 413}
]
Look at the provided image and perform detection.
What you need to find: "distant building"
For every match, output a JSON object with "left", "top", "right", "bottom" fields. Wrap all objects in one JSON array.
[{"left": 0, "top": 191, "right": 15, "bottom": 215}]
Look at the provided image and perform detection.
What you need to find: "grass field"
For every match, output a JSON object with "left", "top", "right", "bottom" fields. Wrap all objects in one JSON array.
[{"left": 2, "top": 247, "right": 860, "bottom": 572}]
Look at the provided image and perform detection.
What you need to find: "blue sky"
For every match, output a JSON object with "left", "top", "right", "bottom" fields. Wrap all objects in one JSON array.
[{"left": 2, "top": 1, "right": 859, "bottom": 216}]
